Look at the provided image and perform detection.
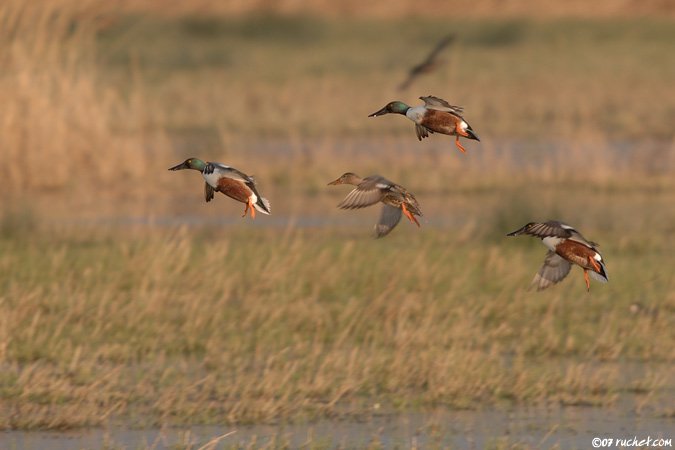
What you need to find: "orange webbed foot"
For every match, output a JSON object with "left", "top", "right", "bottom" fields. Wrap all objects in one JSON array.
[
  {"left": 588, "top": 256, "right": 601, "bottom": 273},
  {"left": 455, "top": 136, "right": 467, "bottom": 154},
  {"left": 583, "top": 270, "right": 591, "bottom": 292},
  {"left": 401, "top": 203, "right": 420, "bottom": 227},
  {"left": 249, "top": 198, "right": 256, "bottom": 219}
]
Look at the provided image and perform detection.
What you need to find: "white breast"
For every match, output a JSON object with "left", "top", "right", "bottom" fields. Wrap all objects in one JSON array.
[
  {"left": 202, "top": 171, "right": 221, "bottom": 188},
  {"left": 542, "top": 236, "right": 564, "bottom": 252},
  {"left": 406, "top": 106, "right": 427, "bottom": 124}
]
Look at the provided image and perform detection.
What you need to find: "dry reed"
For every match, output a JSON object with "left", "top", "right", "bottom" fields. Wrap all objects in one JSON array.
[
  {"left": 1, "top": 5, "right": 674, "bottom": 197},
  {"left": 0, "top": 0, "right": 673, "bottom": 433},
  {"left": 0, "top": 225, "right": 672, "bottom": 429},
  {"left": 0, "top": 0, "right": 155, "bottom": 194}
]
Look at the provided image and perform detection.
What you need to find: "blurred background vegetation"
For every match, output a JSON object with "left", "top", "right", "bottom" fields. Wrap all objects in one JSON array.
[
  {"left": 0, "top": 0, "right": 673, "bottom": 432},
  {"left": 1, "top": 0, "right": 674, "bottom": 197}
]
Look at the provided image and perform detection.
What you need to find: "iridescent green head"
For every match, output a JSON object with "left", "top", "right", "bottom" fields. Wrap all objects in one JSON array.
[
  {"left": 368, "top": 101, "right": 410, "bottom": 117},
  {"left": 168, "top": 157, "right": 207, "bottom": 172}
]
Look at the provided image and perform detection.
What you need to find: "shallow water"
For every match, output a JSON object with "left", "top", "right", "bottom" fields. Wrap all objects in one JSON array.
[
  {"left": 6, "top": 136, "right": 674, "bottom": 237},
  {"left": 2, "top": 138, "right": 673, "bottom": 449},
  {"left": 3, "top": 403, "right": 673, "bottom": 449}
]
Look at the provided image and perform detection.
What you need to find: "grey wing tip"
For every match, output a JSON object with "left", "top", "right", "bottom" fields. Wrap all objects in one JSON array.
[
  {"left": 373, "top": 224, "right": 394, "bottom": 239},
  {"left": 529, "top": 278, "right": 553, "bottom": 292},
  {"left": 375, "top": 204, "right": 402, "bottom": 238},
  {"left": 336, "top": 201, "right": 358, "bottom": 210},
  {"left": 589, "top": 270, "right": 609, "bottom": 283},
  {"left": 526, "top": 278, "right": 548, "bottom": 291},
  {"left": 526, "top": 283, "right": 540, "bottom": 292}
]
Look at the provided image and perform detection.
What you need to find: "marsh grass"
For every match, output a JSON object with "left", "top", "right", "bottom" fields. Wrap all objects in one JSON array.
[
  {"left": 0, "top": 0, "right": 157, "bottom": 193},
  {"left": 1, "top": 0, "right": 674, "bottom": 434},
  {"left": 0, "top": 223, "right": 672, "bottom": 429},
  {"left": 1, "top": 3, "right": 674, "bottom": 194},
  {"left": 101, "top": 15, "right": 675, "bottom": 143}
]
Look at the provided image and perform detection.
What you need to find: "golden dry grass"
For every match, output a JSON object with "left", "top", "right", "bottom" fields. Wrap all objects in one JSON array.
[
  {"left": 111, "top": 0, "right": 675, "bottom": 19},
  {"left": 0, "top": 0, "right": 674, "bottom": 434},
  {"left": 0, "top": 0, "right": 157, "bottom": 192},
  {"left": 1, "top": 1, "right": 674, "bottom": 196},
  {"left": 0, "top": 219, "right": 673, "bottom": 429}
]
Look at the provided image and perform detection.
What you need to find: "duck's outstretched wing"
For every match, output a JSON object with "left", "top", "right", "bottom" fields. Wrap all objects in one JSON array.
[
  {"left": 374, "top": 204, "right": 403, "bottom": 238},
  {"left": 204, "top": 182, "right": 215, "bottom": 202},
  {"left": 398, "top": 34, "right": 455, "bottom": 91},
  {"left": 530, "top": 251, "right": 572, "bottom": 291},
  {"left": 423, "top": 34, "right": 455, "bottom": 65},
  {"left": 208, "top": 162, "right": 263, "bottom": 200},
  {"left": 338, "top": 190, "right": 383, "bottom": 209},
  {"left": 338, "top": 175, "right": 399, "bottom": 209},
  {"left": 507, "top": 221, "right": 574, "bottom": 239},
  {"left": 415, "top": 123, "right": 434, "bottom": 141},
  {"left": 420, "top": 96, "right": 464, "bottom": 115},
  {"left": 211, "top": 164, "right": 255, "bottom": 184},
  {"left": 567, "top": 228, "right": 600, "bottom": 251}
]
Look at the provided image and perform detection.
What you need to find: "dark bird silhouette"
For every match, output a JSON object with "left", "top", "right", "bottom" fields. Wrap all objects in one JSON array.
[{"left": 398, "top": 34, "right": 455, "bottom": 91}]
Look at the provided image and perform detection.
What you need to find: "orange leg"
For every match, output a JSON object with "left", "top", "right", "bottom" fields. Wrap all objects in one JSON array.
[
  {"left": 454, "top": 136, "right": 467, "bottom": 154},
  {"left": 401, "top": 203, "right": 420, "bottom": 227},
  {"left": 588, "top": 256, "right": 601, "bottom": 273},
  {"left": 583, "top": 270, "right": 591, "bottom": 292},
  {"left": 242, "top": 198, "right": 256, "bottom": 219},
  {"left": 249, "top": 198, "right": 256, "bottom": 219}
]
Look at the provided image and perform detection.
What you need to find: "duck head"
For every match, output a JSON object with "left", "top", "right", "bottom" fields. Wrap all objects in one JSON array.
[
  {"left": 368, "top": 101, "right": 410, "bottom": 117},
  {"left": 168, "top": 158, "right": 207, "bottom": 172},
  {"left": 328, "top": 172, "right": 363, "bottom": 186}
]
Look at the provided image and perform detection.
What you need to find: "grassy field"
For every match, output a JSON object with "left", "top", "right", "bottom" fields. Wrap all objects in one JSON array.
[
  {"left": 1, "top": 1, "right": 674, "bottom": 193},
  {"left": 0, "top": 197, "right": 673, "bottom": 429},
  {"left": 0, "top": 0, "right": 674, "bottom": 436},
  {"left": 97, "top": 15, "right": 675, "bottom": 139}
]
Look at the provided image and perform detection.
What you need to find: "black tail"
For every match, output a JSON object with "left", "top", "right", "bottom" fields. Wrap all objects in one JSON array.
[
  {"left": 464, "top": 127, "right": 480, "bottom": 142},
  {"left": 255, "top": 195, "right": 271, "bottom": 215}
]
